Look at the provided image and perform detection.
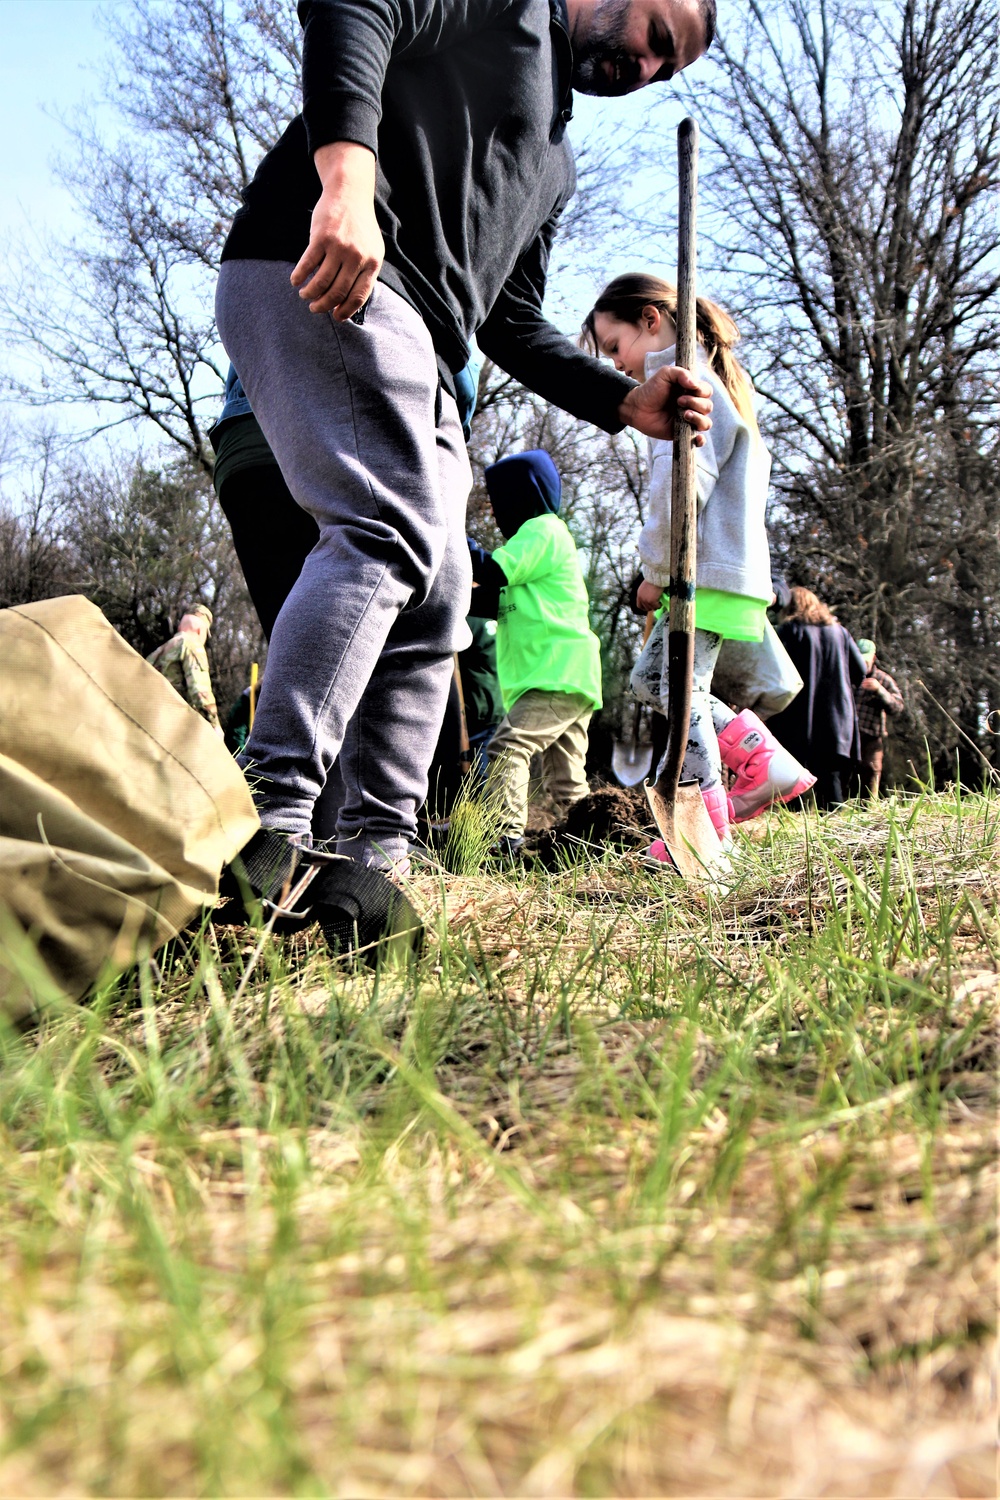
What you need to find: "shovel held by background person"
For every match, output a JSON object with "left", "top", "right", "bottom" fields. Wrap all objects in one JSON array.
[
  {"left": 612, "top": 702, "right": 653, "bottom": 788},
  {"left": 612, "top": 613, "right": 657, "bottom": 787},
  {"left": 645, "top": 118, "right": 730, "bottom": 883},
  {"left": 453, "top": 654, "right": 473, "bottom": 777}
]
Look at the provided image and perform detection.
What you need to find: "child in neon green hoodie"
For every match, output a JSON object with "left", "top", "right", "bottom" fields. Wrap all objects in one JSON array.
[{"left": 471, "top": 450, "right": 602, "bottom": 853}]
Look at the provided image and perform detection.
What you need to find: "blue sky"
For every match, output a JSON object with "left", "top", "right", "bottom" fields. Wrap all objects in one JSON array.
[
  {"left": 0, "top": 3, "right": 685, "bottom": 272},
  {"left": 0, "top": 1, "right": 112, "bottom": 237},
  {"left": 0, "top": 2, "right": 116, "bottom": 476},
  {"left": 0, "top": 1, "right": 704, "bottom": 478}
]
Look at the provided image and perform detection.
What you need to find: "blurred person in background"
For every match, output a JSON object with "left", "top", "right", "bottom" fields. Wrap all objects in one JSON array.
[
  {"left": 766, "top": 587, "right": 867, "bottom": 811},
  {"left": 472, "top": 450, "right": 603, "bottom": 860},
  {"left": 146, "top": 605, "right": 222, "bottom": 735},
  {"left": 853, "top": 638, "right": 904, "bottom": 799}
]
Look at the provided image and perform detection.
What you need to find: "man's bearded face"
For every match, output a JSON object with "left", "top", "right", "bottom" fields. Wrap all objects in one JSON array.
[
  {"left": 569, "top": 0, "right": 707, "bottom": 97},
  {"left": 571, "top": 0, "right": 642, "bottom": 95}
]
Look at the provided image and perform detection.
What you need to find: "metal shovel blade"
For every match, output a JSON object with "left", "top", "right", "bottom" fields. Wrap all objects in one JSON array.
[
  {"left": 612, "top": 737, "right": 654, "bottom": 787},
  {"left": 645, "top": 773, "right": 731, "bottom": 883}
]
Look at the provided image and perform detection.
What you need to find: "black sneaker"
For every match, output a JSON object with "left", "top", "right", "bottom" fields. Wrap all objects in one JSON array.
[
  {"left": 216, "top": 828, "right": 311, "bottom": 929},
  {"left": 217, "top": 828, "right": 423, "bottom": 965},
  {"left": 316, "top": 861, "right": 423, "bottom": 965}
]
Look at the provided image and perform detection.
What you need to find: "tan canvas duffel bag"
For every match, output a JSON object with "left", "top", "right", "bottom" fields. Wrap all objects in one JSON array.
[{"left": 0, "top": 596, "right": 258, "bottom": 1022}]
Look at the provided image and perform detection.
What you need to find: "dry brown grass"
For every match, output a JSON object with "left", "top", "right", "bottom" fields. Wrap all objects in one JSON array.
[{"left": 0, "top": 793, "right": 996, "bottom": 1496}]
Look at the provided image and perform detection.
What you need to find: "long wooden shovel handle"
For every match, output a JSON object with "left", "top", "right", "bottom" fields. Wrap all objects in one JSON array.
[
  {"left": 662, "top": 116, "right": 700, "bottom": 802},
  {"left": 453, "top": 653, "right": 472, "bottom": 773}
]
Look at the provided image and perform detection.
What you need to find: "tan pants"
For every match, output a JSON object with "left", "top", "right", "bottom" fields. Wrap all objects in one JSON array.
[
  {"left": 485, "top": 689, "right": 593, "bottom": 837},
  {"left": 860, "top": 733, "right": 884, "bottom": 799}
]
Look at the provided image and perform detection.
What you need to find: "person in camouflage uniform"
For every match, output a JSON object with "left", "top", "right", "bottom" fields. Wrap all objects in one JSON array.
[{"left": 146, "top": 605, "right": 222, "bottom": 733}]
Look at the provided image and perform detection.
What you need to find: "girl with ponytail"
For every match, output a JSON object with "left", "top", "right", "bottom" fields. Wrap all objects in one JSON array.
[{"left": 583, "top": 274, "right": 815, "bottom": 851}]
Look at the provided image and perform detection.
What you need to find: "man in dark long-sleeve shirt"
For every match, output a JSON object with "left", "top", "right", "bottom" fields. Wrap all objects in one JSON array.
[{"left": 216, "top": 0, "right": 717, "bottom": 874}]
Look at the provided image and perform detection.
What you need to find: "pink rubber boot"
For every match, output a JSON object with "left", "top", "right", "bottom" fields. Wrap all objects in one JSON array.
[
  {"left": 717, "top": 710, "right": 816, "bottom": 821},
  {"left": 701, "top": 783, "right": 734, "bottom": 847},
  {"left": 645, "top": 838, "right": 675, "bottom": 867},
  {"left": 645, "top": 784, "right": 731, "bottom": 866}
]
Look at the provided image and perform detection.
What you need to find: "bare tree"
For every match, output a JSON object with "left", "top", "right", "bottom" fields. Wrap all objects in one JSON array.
[
  {"left": 0, "top": 0, "right": 300, "bottom": 470},
  {"left": 0, "top": 431, "right": 81, "bottom": 608},
  {"left": 60, "top": 453, "right": 263, "bottom": 709},
  {"left": 644, "top": 0, "right": 1000, "bottom": 779},
  {"left": 0, "top": 433, "right": 263, "bottom": 715}
]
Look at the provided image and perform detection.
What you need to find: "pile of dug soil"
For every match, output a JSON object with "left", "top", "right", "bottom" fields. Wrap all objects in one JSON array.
[{"left": 531, "top": 783, "right": 655, "bottom": 865}]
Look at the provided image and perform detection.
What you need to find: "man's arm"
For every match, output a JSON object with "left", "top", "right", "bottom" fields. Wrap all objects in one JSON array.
[
  {"left": 290, "top": 0, "right": 404, "bottom": 316},
  {"left": 478, "top": 210, "right": 712, "bottom": 441},
  {"left": 181, "top": 644, "right": 222, "bottom": 731},
  {"left": 292, "top": 0, "right": 500, "bottom": 318},
  {"left": 297, "top": 0, "right": 493, "bottom": 147},
  {"left": 478, "top": 214, "right": 634, "bottom": 432},
  {"left": 468, "top": 538, "right": 506, "bottom": 618},
  {"left": 874, "top": 669, "right": 904, "bottom": 716},
  {"left": 292, "top": 141, "right": 384, "bottom": 318}
]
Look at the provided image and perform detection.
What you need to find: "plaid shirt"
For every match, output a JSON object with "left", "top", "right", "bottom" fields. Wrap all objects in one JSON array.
[{"left": 855, "top": 666, "right": 903, "bottom": 740}]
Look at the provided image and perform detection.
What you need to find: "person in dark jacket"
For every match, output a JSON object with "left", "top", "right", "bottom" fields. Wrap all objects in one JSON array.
[
  {"left": 766, "top": 587, "right": 868, "bottom": 811},
  {"left": 423, "top": 603, "right": 504, "bottom": 822},
  {"left": 213, "top": 0, "right": 716, "bottom": 877}
]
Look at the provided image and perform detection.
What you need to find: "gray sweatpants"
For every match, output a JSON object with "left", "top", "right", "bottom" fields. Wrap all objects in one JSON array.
[{"left": 215, "top": 262, "right": 473, "bottom": 866}]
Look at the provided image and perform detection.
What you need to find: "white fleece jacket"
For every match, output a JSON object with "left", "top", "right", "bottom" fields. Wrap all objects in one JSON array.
[{"left": 638, "top": 345, "right": 773, "bottom": 600}]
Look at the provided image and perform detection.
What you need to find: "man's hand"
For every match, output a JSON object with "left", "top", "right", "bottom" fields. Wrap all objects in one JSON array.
[
  {"left": 291, "top": 142, "right": 384, "bottom": 319},
  {"left": 636, "top": 578, "right": 665, "bottom": 612},
  {"left": 618, "top": 364, "right": 713, "bottom": 443},
  {"left": 861, "top": 677, "right": 881, "bottom": 692}
]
